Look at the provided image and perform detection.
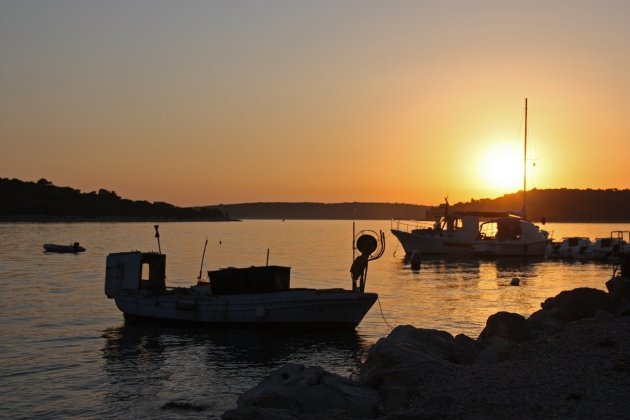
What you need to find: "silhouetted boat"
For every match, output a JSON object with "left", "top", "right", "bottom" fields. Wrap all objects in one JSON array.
[
  {"left": 104, "top": 229, "right": 384, "bottom": 330},
  {"left": 391, "top": 210, "right": 550, "bottom": 257},
  {"left": 391, "top": 99, "right": 550, "bottom": 258},
  {"left": 584, "top": 235, "right": 629, "bottom": 261},
  {"left": 43, "top": 242, "right": 85, "bottom": 253},
  {"left": 547, "top": 237, "right": 592, "bottom": 260}
]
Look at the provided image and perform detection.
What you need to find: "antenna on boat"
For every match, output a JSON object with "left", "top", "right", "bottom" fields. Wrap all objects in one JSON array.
[
  {"left": 522, "top": 98, "right": 528, "bottom": 220},
  {"left": 197, "top": 238, "right": 208, "bottom": 281},
  {"left": 154, "top": 225, "right": 162, "bottom": 254}
]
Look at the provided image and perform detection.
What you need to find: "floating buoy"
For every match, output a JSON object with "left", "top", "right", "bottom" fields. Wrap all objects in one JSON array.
[{"left": 510, "top": 277, "right": 520, "bottom": 286}]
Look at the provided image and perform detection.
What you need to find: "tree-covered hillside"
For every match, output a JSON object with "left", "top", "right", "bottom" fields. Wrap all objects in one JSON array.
[
  {"left": 433, "top": 188, "right": 630, "bottom": 222},
  {"left": 0, "top": 178, "right": 229, "bottom": 220}
]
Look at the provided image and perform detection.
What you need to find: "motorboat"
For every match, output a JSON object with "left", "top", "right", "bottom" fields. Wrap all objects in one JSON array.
[
  {"left": 104, "top": 228, "right": 384, "bottom": 330},
  {"left": 471, "top": 216, "right": 551, "bottom": 257},
  {"left": 584, "top": 236, "right": 628, "bottom": 261},
  {"left": 43, "top": 242, "right": 86, "bottom": 253},
  {"left": 391, "top": 209, "right": 550, "bottom": 257},
  {"left": 391, "top": 99, "right": 550, "bottom": 258},
  {"left": 547, "top": 237, "right": 592, "bottom": 260}
]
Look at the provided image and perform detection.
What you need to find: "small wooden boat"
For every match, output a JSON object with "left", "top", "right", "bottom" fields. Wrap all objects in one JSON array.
[
  {"left": 104, "top": 229, "right": 384, "bottom": 330},
  {"left": 43, "top": 242, "right": 86, "bottom": 253}
]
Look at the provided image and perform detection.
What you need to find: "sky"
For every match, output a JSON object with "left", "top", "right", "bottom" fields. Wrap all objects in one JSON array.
[{"left": 1, "top": 0, "right": 629, "bottom": 207}]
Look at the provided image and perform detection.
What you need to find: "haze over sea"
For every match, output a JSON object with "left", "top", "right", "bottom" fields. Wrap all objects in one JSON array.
[{"left": 1, "top": 220, "right": 627, "bottom": 418}]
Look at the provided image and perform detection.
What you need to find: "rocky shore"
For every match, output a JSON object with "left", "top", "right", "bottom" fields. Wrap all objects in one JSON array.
[{"left": 223, "top": 274, "right": 630, "bottom": 419}]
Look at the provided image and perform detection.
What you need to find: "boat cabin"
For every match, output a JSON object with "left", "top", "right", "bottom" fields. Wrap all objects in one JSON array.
[
  {"left": 105, "top": 251, "right": 166, "bottom": 298},
  {"left": 208, "top": 266, "right": 291, "bottom": 294}
]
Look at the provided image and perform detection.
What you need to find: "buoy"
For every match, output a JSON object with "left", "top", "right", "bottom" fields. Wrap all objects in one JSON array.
[{"left": 510, "top": 277, "right": 520, "bottom": 286}]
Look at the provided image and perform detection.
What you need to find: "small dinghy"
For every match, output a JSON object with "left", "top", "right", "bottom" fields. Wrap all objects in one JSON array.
[{"left": 44, "top": 242, "right": 86, "bottom": 253}]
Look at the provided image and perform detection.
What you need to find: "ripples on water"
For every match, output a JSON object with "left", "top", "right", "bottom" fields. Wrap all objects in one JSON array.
[{"left": 0, "top": 220, "right": 625, "bottom": 418}]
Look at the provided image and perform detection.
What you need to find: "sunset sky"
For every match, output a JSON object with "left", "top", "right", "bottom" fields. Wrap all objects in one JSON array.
[{"left": 2, "top": 1, "right": 629, "bottom": 207}]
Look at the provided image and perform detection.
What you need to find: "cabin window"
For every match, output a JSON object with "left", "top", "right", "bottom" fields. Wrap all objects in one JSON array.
[{"left": 141, "top": 262, "right": 150, "bottom": 282}]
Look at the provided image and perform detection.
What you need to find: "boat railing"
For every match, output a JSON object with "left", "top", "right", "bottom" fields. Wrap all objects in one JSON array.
[
  {"left": 611, "top": 231, "right": 630, "bottom": 278},
  {"left": 611, "top": 230, "right": 629, "bottom": 244},
  {"left": 390, "top": 218, "right": 434, "bottom": 233}
]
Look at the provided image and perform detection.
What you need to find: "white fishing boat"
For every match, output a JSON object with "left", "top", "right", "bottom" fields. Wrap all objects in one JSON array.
[
  {"left": 547, "top": 237, "right": 592, "bottom": 260},
  {"left": 104, "top": 227, "right": 384, "bottom": 330},
  {"left": 584, "top": 236, "right": 628, "bottom": 261},
  {"left": 471, "top": 216, "right": 551, "bottom": 257},
  {"left": 391, "top": 99, "right": 550, "bottom": 258}
]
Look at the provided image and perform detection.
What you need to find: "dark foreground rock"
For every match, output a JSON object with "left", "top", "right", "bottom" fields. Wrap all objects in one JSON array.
[
  {"left": 225, "top": 364, "right": 376, "bottom": 419},
  {"left": 224, "top": 279, "right": 630, "bottom": 419}
]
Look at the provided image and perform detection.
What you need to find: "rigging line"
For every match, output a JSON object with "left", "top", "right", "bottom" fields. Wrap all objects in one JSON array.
[
  {"left": 377, "top": 297, "right": 393, "bottom": 330},
  {"left": 392, "top": 240, "right": 399, "bottom": 257}
]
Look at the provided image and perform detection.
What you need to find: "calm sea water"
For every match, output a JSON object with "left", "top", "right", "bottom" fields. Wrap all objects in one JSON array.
[{"left": 1, "top": 220, "right": 627, "bottom": 418}]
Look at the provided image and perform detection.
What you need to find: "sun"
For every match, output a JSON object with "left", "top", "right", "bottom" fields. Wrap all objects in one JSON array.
[{"left": 478, "top": 142, "right": 523, "bottom": 194}]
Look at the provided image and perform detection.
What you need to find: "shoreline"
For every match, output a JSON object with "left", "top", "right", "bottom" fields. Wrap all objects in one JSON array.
[
  {"left": 223, "top": 273, "right": 630, "bottom": 419},
  {"left": 0, "top": 216, "right": 241, "bottom": 223},
  {"left": 2, "top": 216, "right": 629, "bottom": 223}
]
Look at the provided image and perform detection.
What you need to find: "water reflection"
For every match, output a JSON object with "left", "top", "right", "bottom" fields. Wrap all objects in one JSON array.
[
  {"left": 100, "top": 321, "right": 371, "bottom": 416},
  {"left": 102, "top": 322, "right": 369, "bottom": 367}
]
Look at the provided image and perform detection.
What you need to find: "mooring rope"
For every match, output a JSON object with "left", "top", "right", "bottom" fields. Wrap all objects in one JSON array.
[{"left": 377, "top": 296, "right": 393, "bottom": 329}]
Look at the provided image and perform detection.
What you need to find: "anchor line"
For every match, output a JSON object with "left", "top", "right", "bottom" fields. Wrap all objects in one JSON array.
[{"left": 377, "top": 297, "right": 393, "bottom": 329}]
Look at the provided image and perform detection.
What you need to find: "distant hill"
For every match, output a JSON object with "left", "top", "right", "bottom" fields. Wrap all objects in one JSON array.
[
  {"left": 212, "top": 189, "right": 630, "bottom": 221},
  {"left": 212, "top": 202, "right": 427, "bottom": 220},
  {"left": 0, "top": 177, "right": 230, "bottom": 221},
  {"left": 431, "top": 188, "right": 630, "bottom": 222},
  {"left": 3, "top": 177, "right": 628, "bottom": 222}
]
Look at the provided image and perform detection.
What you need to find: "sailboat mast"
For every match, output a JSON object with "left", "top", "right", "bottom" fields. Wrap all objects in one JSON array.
[{"left": 523, "top": 98, "right": 528, "bottom": 219}]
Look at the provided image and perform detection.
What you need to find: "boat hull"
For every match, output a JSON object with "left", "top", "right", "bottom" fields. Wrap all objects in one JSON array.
[
  {"left": 472, "top": 239, "right": 550, "bottom": 257},
  {"left": 391, "top": 229, "right": 472, "bottom": 255},
  {"left": 392, "top": 229, "right": 550, "bottom": 258},
  {"left": 112, "top": 289, "right": 378, "bottom": 330}
]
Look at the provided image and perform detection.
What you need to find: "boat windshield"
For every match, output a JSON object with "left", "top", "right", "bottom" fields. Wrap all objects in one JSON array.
[
  {"left": 434, "top": 215, "right": 462, "bottom": 232},
  {"left": 479, "top": 218, "right": 522, "bottom": 240}
]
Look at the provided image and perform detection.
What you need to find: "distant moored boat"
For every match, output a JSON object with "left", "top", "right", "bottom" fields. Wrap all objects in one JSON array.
[{"left": 43, "top": 242, "right": 86, "bottom": 253}]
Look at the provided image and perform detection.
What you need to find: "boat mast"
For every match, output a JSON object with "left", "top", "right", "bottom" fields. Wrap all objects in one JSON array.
[{"left": 522, "top": 98, "right": 528, "bottom": 219}]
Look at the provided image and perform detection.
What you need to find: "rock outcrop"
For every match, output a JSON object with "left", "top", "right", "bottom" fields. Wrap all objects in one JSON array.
[{"left": 224, "top": 277, "right": 630, "bottom": 419}]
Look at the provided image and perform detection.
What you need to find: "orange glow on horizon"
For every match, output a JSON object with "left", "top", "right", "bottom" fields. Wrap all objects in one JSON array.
[{"left": 1, "top": 2, "right": 629, "bottom": 207}]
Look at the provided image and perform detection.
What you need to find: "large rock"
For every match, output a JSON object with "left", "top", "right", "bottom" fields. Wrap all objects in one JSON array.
[
  {"left": 473, "top": 335, "right": 515, "bottom": 365},
  {"left": 527, "top": 308, "right": 565, "bottom": 335},
  {"left": 452, "top": 333, "right": 480, "bottom": 365},
  {"left": 606, "top": 275, "right": 630, "bottom": 309},
  {"left": 478, "top": 311, "right": 532, "bottom": 343},
  {"left": 541, "top": 287, "right": 611, "bottom": 322},
  {"left": 225, "top": 363, "right": 376, "bottom": 419},
  {"left": 359, "top": 325, "right": 456, "bottom": 412}
]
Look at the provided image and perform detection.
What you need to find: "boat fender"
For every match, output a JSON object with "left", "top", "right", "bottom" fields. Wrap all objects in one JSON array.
[{"left": 256, "top": 305, "right": 266, "bottom": 319}]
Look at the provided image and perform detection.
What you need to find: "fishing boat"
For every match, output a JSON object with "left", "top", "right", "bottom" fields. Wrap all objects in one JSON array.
[
  {"left": 391, "top": 99, "right": 550, "bottom": 257},
  {"left": 584, "top": 235, "right": 629, "bottom": 261},
  {"left": 471, "top": 215, "right": 551, "bottom": 257},
  {"left": 104, "top": 227, "right": 384, "bottom": 330},
  {"left": 43, "top": 242, "right": 86, "bottom": 253},
  {"left": 547, "top": 237, "right": 592, "bottom": 260}
]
